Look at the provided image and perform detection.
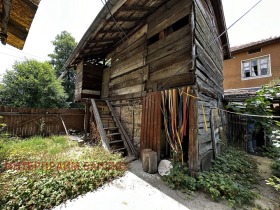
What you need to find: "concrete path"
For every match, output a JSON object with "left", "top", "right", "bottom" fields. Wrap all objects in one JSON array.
[{"left": 53, "top": 171, "right": 190, "bottom": 210}]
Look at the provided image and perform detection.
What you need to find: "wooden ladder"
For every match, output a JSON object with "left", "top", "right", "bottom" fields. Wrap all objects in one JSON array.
[{"left": 91, "top": 99, "right": 137, "bottom": 157}]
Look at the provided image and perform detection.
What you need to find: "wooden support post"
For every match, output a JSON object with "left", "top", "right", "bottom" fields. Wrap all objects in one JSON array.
[
  {"left": 210, "top": 109, "right": 217, "bottom": 159},
  {"left": 188, "top": 88, "right": 199, "bottom": 176},
  {"left": 60, "top": 116, "right": 69, "bottom": 136},
  {"left": 1, "top": 0, "right": 11, "bottom": 45},
  {"left": 84, "top": 100, "right": 90, "bottom": 140}
]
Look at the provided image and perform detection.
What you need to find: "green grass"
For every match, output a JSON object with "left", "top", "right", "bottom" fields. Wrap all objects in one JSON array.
[
  {"left": 0, "top": 136, "right": 125, "bottom": 209},
  {"left": 0, "top": 136, "right": 77, "bottom": 161}
]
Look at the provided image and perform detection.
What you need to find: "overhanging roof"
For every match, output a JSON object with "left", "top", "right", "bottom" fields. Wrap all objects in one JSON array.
[
  {"left": 224, "top": 87, "right": 280, "bottom": 102},
  {"left": 230, "top": 36, "right": 280, "bottom": 54},
  {"left": 64, "top": 0, "right": 231, "bottom": 69},
  {"left": 0, "top": 0, "right": 40, "bottom": 50}
]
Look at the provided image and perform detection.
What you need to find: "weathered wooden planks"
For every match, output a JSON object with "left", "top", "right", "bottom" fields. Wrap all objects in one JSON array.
[
  {"left": 0, "top": 106, "right": 85, "bottom": 137},
  {"left": 101, "top": 68, "right": 110, "bottom": 98},
  {"left": 147, "top": 0, "right": 192, "bottom": 38},
  {"left": 75, "top": 60, "right": 105, "bottom": 101},
  {"left": 147, "top": 25, "right": 191, "bottom": 56},
  {"left": 188, "top": 89, "right": 199, "bottom": 176}
]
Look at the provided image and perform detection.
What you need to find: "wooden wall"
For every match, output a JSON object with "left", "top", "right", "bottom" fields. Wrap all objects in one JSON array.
[
  {"left": 104, "top": 25, "right": 148, "bottom": 101},
  {"left": 111, "top": 99, "right": 142, "bottom": 151},
  {"left": 146, "top": 0, "right": 194, "bottom": 91},
  {"left": 193, "top": 0, "right": 225, "bottom": 170},
  {"left": 99, "top": 0, "right": 197, "bottom": 159},
  {"left": 75, "top": 61, "right": 104, "bottom": 101},
  {"left": 102, "top": 0, "right": 195, "bottom": 101}
]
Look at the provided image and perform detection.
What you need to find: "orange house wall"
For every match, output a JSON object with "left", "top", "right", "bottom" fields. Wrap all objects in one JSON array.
[{"left": 224, "top": 42, "right": 280, "bottom": 89}]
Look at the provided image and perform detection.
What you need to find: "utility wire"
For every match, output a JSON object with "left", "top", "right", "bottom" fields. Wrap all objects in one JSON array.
[
  {"left": 0, "top": 51, "right": 26, "bottom": 60},
  {"left": 97, "top": 0, "right": 263, "bottom": 112},
  {"left": 156, "top": 0, "right": 263, "bottom": 92},
  {"left": 101, "top": 0, "right": 263, "bottom": 99},
  {"left": 2, "top": 45, "right": 48, "bottom": 60}
]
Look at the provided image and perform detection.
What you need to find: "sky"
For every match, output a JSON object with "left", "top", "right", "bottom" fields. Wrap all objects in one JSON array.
[{"left": 0, "top": 0, "right": 279, "bottom": 78}]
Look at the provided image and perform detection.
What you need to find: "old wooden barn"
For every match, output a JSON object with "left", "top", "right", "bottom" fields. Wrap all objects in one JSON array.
[{"left": 64, "top": 0, "right": 231, "bottom": 173}]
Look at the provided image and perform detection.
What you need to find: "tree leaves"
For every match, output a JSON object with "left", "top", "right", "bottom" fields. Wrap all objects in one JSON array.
[
  {"left": 48, "top": 31, "right": 77, "bottom": 107},
  {"left": 0, "top": 60, "right": 67, "bottom": 108}
]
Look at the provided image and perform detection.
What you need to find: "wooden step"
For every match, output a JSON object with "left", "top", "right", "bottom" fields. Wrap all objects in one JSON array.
[
  {"left": 101, "top": 118, "right": 115, "bottom": 122},
  {"left": 104, "top": 127, "right": 118, "bottom": 130},
  {"left": 101, "top": 116, "right": 113, "bottom": 119},
  {"left": 100, "top": 112, "right": 111, "bottom": 115},
  {"left": 106, "top": 132, "right": 120, "bottom": 137},
  {"left": 109, "top": 140, "right": 123, "bottom": 144},
  {"left": 111, "top": 147, "right": 126, "bottom": 152}
]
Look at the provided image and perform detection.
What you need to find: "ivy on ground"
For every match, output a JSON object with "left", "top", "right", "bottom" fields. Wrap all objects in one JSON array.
[
  {"left": 162, "top": 147, "right": 259, "bottom": 208},
  {"left": 0, "top": 136, "right": 125, "bottom": 210}
]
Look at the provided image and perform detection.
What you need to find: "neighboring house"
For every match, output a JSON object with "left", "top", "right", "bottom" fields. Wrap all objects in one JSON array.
[
  {"left": 64, "top": 0, "right": 230, "bottom": 173},
  {"left": 224, "top": 36, "right": 280, "bottom": 92},
  {"left": 0, "top": 0, "right": 40, "bottom": 49}
]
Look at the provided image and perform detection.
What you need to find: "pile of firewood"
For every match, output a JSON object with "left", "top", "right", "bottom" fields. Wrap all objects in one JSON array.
[{"left": 90, "top": 120, "right": 101, "bottom": 143}]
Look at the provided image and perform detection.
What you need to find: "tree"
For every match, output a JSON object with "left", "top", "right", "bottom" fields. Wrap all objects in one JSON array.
[
  {"left": 227, "top": 78, "right": 280, "bottom": 140},
  {"left": 48, "top": 31, "right": 77, "bottom": 107},
  {"left": 0, "top": 59, "right": 67, "bottom": 108}
]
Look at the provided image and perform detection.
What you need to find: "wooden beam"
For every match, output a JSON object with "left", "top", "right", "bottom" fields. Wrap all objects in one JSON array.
[
  {"left": 60, "top": 116, "right": 69, "bottom": 136},
  {"left": 0, "top": 12, "right": 28, "bottom": 40},
  {"left": 21, "top": 0, "right": 38, "bottom": 10},
  {"left": 108, "top": 17, "right": 141, "bottom": 22},
  {"left": 188, "top": 88, "right": 199, "bottom": 176},
  {"left": 84, "top": 100, "right": 91, "bottom": 140},
  {"left": 210, "top": 109, "right": 218, "bottom": 159},
  {"left": 1, "top": 0, "right": 11, "bottom": 45},
  {"left": 81, "top": 89, "right": 101, "bottom": 95},
  {"left": 99, "top": 28, "right": 130, "bottom": 33},
  {"left": 119, "top": 5, "right": 154, "bottom": 12},
  {"left": 91, "top": 99, "right": 110, "bottom": 150},
  {"left": 93, "top": 38, "right": 118, "bottom": 43}
]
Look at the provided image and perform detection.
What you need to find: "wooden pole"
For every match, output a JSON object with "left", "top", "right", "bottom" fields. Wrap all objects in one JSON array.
[
  {"left": 188, "top": 88, "right": 199, "bottom": 176},
  {"left": 84, "top": 100, "right": 90, "bottom": 140},
  {"left": 60, "top": 116, "right": 69, "bottom": 136}
]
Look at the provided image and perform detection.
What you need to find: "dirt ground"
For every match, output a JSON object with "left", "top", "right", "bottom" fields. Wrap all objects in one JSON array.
[
  {"left": 128, "top": 157, "right": 280, "bottom": 210},
  {"left": 250, "top": 155, "right": 280, "bottom": 210}
]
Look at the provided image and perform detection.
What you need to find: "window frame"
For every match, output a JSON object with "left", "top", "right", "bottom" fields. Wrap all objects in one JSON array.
[{"left": 240, "top": 54, "right": 272, "bottom": 80}]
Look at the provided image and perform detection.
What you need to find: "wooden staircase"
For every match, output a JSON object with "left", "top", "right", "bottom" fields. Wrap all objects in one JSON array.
[{"left": 91, "top": 99, "right": 137, "bottom": 157}]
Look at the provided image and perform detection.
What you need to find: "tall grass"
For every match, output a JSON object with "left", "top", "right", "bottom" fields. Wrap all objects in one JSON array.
[{"left": 0, "top": 135, "right": 77, "bottom": 162}]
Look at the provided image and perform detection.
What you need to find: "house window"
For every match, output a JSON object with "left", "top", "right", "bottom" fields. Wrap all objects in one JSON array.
[{"left": 241, "top": 55, "right": 271, "bottom": 79}]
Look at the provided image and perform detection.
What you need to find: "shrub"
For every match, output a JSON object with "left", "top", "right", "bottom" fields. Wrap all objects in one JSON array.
[
  {"left": 271, "top": 159, "right": 280, "bottom": 178},
  {"left": 162, "top": 163, "right": 196, "bottom": 193},
  {"left": 197, "top": 172, "right": 257, "bottom": 207},
  {"left": 266, "top": 176, "right": 280, "bottom": 192}
]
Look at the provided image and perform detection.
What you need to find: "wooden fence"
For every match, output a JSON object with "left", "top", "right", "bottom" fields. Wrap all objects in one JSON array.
[
  {"left": 224, "top": 112, "right": 247, "bottom": 150},
  {"left": 0, "top": 106, "right": 85, "bottom": 137}
]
